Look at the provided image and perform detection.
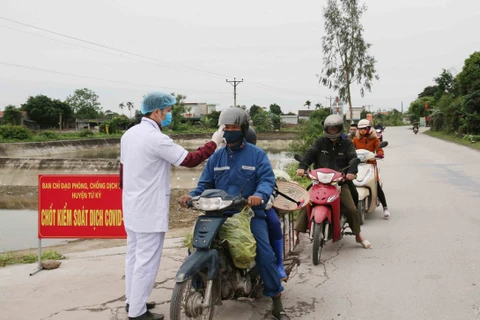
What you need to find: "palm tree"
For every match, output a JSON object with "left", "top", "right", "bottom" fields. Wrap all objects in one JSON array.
[
  {"left": 126, "top": 102, "right": 134, "bottom": 118},
  {"left": 304, "top": 100, "right": 311, "bottom": 110},
  {"left": 119, "top": 102, "right": 125, "bottom": 115},
  {"left": 315, "top": 102, "right": 322, "bottom": 109}
]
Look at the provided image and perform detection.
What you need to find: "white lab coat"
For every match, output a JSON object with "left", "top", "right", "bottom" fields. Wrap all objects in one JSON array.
[
  {"left": 121, "top": 117, "right": 188, "bottom": 233},
  {"left": 121, "top": 117, "right": 188, "bottom": 317}
]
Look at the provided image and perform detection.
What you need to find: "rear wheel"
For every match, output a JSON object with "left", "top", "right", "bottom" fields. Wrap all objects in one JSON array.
[
  {"left": 312, "top": 221, "right": 326, "bottom": 265},
  {"left": 170, "top": 272, "right": 215, "bottom": 320}
]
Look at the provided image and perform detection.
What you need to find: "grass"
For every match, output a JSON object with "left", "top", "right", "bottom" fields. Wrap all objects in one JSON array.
[
  {"left": 0, "top": 250, "right": 65, "bottom": 267},
  {"left": 424, "top": 130, "right": 480, "bottom": 152}
]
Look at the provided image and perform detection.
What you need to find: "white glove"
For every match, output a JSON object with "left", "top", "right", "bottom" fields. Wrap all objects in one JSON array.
[{"left": 211, "top": 124, "right": 225, "bottom": 146}]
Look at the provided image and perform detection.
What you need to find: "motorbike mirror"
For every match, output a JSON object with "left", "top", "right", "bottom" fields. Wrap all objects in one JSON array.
[{"left": 378, "top": 141, "right": 388, "bottom": 148}]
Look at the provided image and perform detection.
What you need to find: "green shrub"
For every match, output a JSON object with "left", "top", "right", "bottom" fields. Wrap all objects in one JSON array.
[
  {"left": 37, "top": 131, "right": 59, "bottom": 139},
  {"left": 0, "top": 125, "right": 33, "bottom": 140},
  {"left": 78, "top": 129, "right": 94, "bottom": 137}
]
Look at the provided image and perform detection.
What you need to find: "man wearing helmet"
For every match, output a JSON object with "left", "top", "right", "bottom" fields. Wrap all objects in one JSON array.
[
  {"left": 180, "top": 107, "right": 290, "bottom": 320},
  {"left": 295, "top": 114, "right": 372, "bottom": 249},
  {"left": 353, "top": 119, "right": 390, "bottom": 218}
]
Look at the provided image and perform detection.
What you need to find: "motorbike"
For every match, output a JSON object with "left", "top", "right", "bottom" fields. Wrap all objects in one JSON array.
[
  {"left": 170, "top": 188, "right": 300, "bottom": 319},
  {"left": 354, "top": 141, "right": 388, "bottom": 225},
  {"left": 294, "top": 155, "right": 361, "bottom": 265},
  {"left": 413, "top": 126, "right": 419, "bottom": 134}
]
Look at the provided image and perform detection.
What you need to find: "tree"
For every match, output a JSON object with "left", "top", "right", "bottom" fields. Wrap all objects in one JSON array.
[
  {"left": 2, "top": 105, "right": 23, "bottom": 125},
  {"left": 456, "top": 51, "right": 480, "bottom": 95},
  {"left": 319, "top": 0, "right": 379, "bottom": 122},
  {"left": 304, "top": 100, "right": 311, "bottom": 110},
  {"left": 252, "top": 108, "right": 272, "bottom": 131},
  {"left": 434, "top": 69, "right": 456, "bottom": 99},
  {"left": 315, "top": 102, "right": 323, "bottom": 109},
  {"left": 65, "top": 88, "right": 103, "bottom": 119},
  {"left": 418, "top": 86, "right": 438, "bottom": 98},
  {"left": 126, "top": 102, "right": 134, "bottom": 118},
  {"left": 21, "top": 95, "right": 73, "bottom": 129},
  {"left": 269, "top": 103, "right": 282, "bottom": 115},
  {"left": 249, "top": 105, "right": 262, "bottom": 119},
  {"left": 119, "top": 102, "right": 125, "bottom": 114},
  {"left": 407, "top": 97, "right": 432, "bottom": 123},
  {"left": 207, "top": 110, "right": 221, "bottom": 128},
  {"left": 170, "top": 93, "right": 187, "bottom": 131}
]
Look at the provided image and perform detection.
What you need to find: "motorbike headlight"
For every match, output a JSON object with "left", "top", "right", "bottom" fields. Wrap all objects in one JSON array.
[
  {"left": 317, "top": 172, "right": 335, "bottom": 184},
  {"left": 193, "top": 197, "right": 233, "bottom": 211}
]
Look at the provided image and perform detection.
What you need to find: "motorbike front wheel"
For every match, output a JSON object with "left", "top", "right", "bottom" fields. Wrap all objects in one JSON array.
[
  {"left": 170, "top": 272, "right": 215, "bottom": 320},
  {"left": 312, "top": 221, "right": 326, "bottom": 265}
]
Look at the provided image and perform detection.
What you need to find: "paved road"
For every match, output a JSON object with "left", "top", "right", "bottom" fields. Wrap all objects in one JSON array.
[{"left": 1, "top": 126, "right": 480, "bottom": 320}]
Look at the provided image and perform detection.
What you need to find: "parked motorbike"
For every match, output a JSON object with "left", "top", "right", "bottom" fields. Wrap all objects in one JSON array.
[
  {"left": 294, "top": 155, "right": 361, "bottom": 265},
  {"left": 354, "top": 141, "right": 388, "bottom": 225},
  {"left": 170, "top": 188, "right": 300, "bottom": 319}
]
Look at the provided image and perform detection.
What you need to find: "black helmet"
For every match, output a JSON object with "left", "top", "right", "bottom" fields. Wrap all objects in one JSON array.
[
  {"left": 323, "top": 114, "right": 344, "bottom": 139},
  {"left": 245, "top": 127, "right": 257, "bottom": 145},
  {"left": 218, "top": 107, "right": 250, "bottom": 135}
]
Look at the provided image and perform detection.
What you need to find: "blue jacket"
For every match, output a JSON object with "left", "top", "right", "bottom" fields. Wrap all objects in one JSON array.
[{"left": 189, "top": 140, "right": 275, "bottom": 217}]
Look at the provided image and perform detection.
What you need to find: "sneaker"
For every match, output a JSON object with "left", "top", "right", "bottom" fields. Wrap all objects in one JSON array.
[{"left": 383, "top": 209, "right": 390, "bottom": 218}]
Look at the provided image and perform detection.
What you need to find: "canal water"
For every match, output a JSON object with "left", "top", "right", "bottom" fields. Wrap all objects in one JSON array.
[{"left": 0, "top": 140, "right": 297, "bottom": 252}]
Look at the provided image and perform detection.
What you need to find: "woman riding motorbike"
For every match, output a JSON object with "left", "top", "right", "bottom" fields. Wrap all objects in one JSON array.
[{"left": 353, "top": 119, "right": 390, "bottom": 218}]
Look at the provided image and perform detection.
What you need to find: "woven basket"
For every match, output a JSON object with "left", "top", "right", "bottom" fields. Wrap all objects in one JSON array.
[{"left": 273, "top": 181, "right": 310, "bottom": 213}]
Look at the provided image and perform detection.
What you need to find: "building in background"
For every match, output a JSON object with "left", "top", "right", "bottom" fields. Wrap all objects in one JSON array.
[{"left": 182, "top": 103, "right": 216, "bottom": 122}]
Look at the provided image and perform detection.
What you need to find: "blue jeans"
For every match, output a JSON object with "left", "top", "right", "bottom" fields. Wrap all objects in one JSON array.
[
  {"left": 250, "top": 216, "right": 284, "bottom": 297},
  {"left": 265, "top": 208, "right": 283, "bottom": 242}
]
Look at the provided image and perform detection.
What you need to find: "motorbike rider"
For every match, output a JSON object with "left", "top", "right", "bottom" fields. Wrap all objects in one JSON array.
[
  {"left": 348, "top": 122, "right": 358, "bottom": 141},
  {"left": 245, "top": 127, "right": 288, "bottom": 280},
  {"left": 294, "top": 114, "right": 372, "bottom": 249},
  {"left": 412, "top": 121, "right": 419, "bottom": 130},
  {"left": 353, "top": 119, "right": 390, "bottom": 218},
  {"left": 179, "top": 107, "right": 290, "bottom": 320}
]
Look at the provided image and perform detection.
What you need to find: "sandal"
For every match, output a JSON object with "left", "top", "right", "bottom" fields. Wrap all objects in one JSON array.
[
  {"left": 271, "top": 311, "right": 290, "bottom": 320},
  {"left": 357, "top": 239, "right": 373, "bottom": 249}
]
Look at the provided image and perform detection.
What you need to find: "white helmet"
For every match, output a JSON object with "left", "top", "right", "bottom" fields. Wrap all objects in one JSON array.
[{"left": 357, "top": 119, "right": 371, "bottom": 129}]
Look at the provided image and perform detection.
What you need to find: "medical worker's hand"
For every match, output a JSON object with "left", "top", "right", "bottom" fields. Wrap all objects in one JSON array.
[
  {"left": 211, "top": 124, "right": 225, "bottom": 146},
  {"left": 248, "top": 195, "right": 263, "bottom": 207},
  {"left": 179, "top": 195, "right": 192, "bottom": 208}
]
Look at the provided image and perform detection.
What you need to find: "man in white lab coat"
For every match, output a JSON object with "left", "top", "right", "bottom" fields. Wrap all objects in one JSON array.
[{"left": 120, "top": 91, "right": 225, "bottom": 320}]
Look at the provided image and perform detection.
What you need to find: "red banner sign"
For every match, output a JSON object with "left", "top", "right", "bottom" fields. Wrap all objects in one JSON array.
[{"left": 38, "top": 174, "right": 126, "bottom": 239}]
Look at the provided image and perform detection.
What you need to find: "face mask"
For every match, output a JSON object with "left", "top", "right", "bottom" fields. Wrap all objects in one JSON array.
[
  {"left": 161, "top": 112, "right": 172, "bottom": 127},
  {"left": 224, "top": 131, "right": 243, "bottom": 144}
]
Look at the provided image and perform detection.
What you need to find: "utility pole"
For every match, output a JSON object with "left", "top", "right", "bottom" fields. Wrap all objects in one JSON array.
[
  {"left": 401, "top": 101, "right": 403, "bottom": 113},
  {"left": 226, "top": 78, "right": 243, "bottom": 107}
]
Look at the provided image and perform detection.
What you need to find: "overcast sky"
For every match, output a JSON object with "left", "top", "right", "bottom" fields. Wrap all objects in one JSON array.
[{"left": 1, "top": 0, "right": 479, "bottom": 115}]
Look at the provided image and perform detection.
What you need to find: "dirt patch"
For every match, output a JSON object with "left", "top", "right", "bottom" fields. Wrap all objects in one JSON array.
[{"left": 0, "top": 186, "right": 199, "bottom": 230}]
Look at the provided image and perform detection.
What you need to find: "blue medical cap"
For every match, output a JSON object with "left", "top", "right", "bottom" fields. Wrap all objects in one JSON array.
[{"left": 141, "top": 92, "right": 176, "bottom": 114}]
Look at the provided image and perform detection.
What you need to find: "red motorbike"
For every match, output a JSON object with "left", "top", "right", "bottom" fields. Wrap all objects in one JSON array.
[{"left": 295, "top": 155, "right": 360, "bottom": 265}]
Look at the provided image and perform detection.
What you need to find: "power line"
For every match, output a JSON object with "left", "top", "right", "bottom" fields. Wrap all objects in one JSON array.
[
  {"left": 0, "top": 61, "right": 232, "bottom": 95},
  {"left": 0, "top": 16, "right": 232, "bottom": 79},
  {"left": 0, "top": 16, "right": 327, "bottom": 99}
]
